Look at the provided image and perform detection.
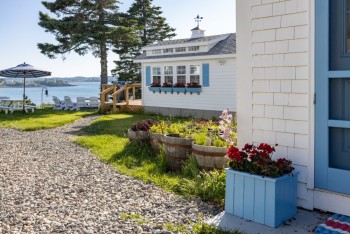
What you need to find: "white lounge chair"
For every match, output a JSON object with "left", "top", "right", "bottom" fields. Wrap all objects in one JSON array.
[
  {"left": 0, "top": 100, "right": 14, "bottom": 114},
  {"left": 76, "top": 97, "right": 88, "bottom": 110},
  {"left": 89, "top": 97, "right": 100, "bottom": 109},
  {"left": 0, "top": 100, "right": 13, "bottom": 114},
  {"left": 25, "top": 105, "right": 36, "bottom": 113},
  {"left": 52, "top": 96, "right": 65, "bottom": 110},
  {"left": 0, "top": 100, "right": 35, "bottom": 114},
  {"left": 64, "top": 96, "right": 77, "bottom": 110}
]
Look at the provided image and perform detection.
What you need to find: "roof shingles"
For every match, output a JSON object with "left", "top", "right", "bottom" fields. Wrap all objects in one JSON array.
[{"left": 135, "top": 33, "right": 236, "bottom": 61}]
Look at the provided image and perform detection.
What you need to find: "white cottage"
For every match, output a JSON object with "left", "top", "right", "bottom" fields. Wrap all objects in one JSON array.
[
  {"left": 134, "top": 27, "right": 236, "bottom": 119},
  {"left": 236, "top": 0, "right": 350, "bottom": 216}
]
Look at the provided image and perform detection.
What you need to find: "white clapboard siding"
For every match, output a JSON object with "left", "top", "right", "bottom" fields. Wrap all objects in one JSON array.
[{"left": 142, "top": 58, "right": 236, "bottom": 112}]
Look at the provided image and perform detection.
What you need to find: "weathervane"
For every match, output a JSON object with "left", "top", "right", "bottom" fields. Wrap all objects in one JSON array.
[{"left": 194, "top": 14, "right": 203, "bottom": 27}]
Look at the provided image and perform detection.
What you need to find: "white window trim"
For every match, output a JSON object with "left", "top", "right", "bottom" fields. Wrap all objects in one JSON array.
[
  {"left": 152, "top": 66, "right": 161, "bottom": 84},
  {"left": 176, "top": 65, "right": 187, "bottom": 84},
  {"left": 189, "top": 64, "right": 201, "bottom": 84},
  {"left": 149, "top": 64, "right": 203, "bottom": 86}
]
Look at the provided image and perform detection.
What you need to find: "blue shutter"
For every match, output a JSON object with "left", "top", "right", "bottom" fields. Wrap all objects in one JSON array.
[
  {"left": 146, "top": 66, "right": 151, "bottom": 86},
  {"left": 202, "top": 63, "right": 209, "bottom": 87}
]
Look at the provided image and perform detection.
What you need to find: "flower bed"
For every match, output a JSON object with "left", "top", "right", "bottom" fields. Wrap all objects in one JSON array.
[
  {"left": 149, "top": 82, "right": 161, "bottom": 93},
  {"left": 160, "top": 87, "right": 173, "bottom": 93},
  {"left": 148, "top": 87, "right": 160, "bottom": 93},
  {"left": 173, "top": 87, "right": 186, "bottom": 94},
  {"left": 128, "top": 119, "right": 157, "bottom": 142},
  {"left": 225, "top": 169, "right": 298, "bottom": 228},
  {"left": 225, "top": 143, "right": 297, "bottom": 228},
  {"left": 185, "top": 87, "right": 201, "bottom": 94}
]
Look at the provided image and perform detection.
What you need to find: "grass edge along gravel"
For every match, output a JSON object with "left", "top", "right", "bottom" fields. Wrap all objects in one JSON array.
[
  {"left": 74, "top": 113, "right": 242, "bottom": 233},
  {"left": 119, "top": 212, "right": 242, "bottom": 234},
  {"left": 74, "top": 113, "right": 226, "bottom": 204},
  {"left": 0, "top": 109, "right": 97, "bottom": 131}
]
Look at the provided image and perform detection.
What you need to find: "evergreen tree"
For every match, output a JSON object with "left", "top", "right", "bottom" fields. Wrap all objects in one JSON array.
[
  {"left": 112, "top": 0, "right": 176, "bottom": 83},
  {"left": 38, "top": 0, "right": 136, "bottom": 87}
]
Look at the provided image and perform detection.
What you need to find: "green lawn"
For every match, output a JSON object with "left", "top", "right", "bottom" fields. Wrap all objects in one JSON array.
[
  {"left": 0, "top": 109, "right": 97, "bottom": 131},
  {"left": 75, "top": 113, "right": 226, "bottom": 203},
  {"left": 75, "top": 113, "right": 241, "bottom": 233},
  {"left": 75, "top": 113, "right": 182, "bottom": 190}
]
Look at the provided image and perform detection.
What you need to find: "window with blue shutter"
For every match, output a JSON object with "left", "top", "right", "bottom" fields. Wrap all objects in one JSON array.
[
  {"left": 202, "top": 63, "right": 209, "bottom": 87},
  {"left": 146, "top": 66, "right": 151, "bottom": 86}
]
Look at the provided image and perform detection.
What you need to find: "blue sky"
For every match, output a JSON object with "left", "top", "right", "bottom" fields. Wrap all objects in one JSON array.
[{"left": 0, "top": 0, "right": 236, "bottom": 77}]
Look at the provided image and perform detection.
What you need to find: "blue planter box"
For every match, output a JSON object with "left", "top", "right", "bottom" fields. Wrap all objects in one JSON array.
[
  {"left": 148, "top": 87, "right": 160, "bottom": 93},
  {"left": 172, "top": 87, "right": 186, "bottom": 94},
  {"left": 160, "top": 87, "right": 173, "bottom": 93},
  {"left": 225, "top": 169, "right": 298, "bottom": 228},
  {"left": 186, "top": 87, "right": 202, "bottom": 94}
]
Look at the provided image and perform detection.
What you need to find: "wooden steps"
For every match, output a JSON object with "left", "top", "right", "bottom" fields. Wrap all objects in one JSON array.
[{"left": 100, "top": 84, "right": 142, "bottom": 113}]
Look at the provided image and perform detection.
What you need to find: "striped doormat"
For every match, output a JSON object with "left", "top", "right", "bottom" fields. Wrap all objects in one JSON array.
[{"left": 316, "top": 214, "right": 350, "bottom": 233}]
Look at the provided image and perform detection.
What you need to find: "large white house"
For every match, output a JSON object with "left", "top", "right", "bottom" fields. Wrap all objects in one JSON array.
[
  {"left": 134, "top": 27, "right": 236, "bottom": 119},
  {"left": 236, "top": 0, "right": 350, "bottom": 216}
]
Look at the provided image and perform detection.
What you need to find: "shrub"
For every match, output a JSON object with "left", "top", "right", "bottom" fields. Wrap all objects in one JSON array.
[
  {"left": 150, "top": 82, "right": 161, "bottom": 87},
  {"left": 181, "top": 156, "right": 200, "bottom": 179},
  {"left": 175, "top": 170, "right": 226, "bottom": 205},
  {"left": 156, "top": 146, "right": 169, "bottom": 173},
  {"left": 192, "top": 133, "right": 207, "bottom": 146},
  {"left": 187, "top": 82, "right": 202, "bottom": 88},
  {"left": 150, "top": 120, "right": 167, "bottom": 134},
  {"left": 192, "top": 223, "right": 242, "bottom": 234},
  {"left": 150, "top": 121, "right": 194, "bottom": 138},
  {"left": 192, "top": 121, "right": 230, "bottom": 148},
  {"left": 162, "top": 82, "right": 173, "bottom": 87},
  {"left": 130, "top": 119, "right": 157, "bottom": 131},
  {"left": 174, "top": 82, "right": 185, "bottom": 87}
]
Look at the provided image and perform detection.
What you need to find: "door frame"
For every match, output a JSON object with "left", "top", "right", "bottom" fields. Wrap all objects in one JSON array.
[
  {"left": 315, "top": 0, "right": 329, "bottom": 191},
  {"left": 315, "top": 0, "right": 350, "bottom": 195}
]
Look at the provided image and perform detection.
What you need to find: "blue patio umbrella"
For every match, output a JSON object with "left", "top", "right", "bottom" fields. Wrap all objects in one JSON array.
[{"left": 0, "top": 63, "right": 51, "bottom": 112}]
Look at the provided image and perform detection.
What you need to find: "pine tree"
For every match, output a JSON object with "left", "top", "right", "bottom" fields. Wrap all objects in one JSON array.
[
  {"left": 112, "top": 0, "right": 176, "bottom": 83},
  {"left": 38, "top": 0, "right": 136, "bottom": 88}
]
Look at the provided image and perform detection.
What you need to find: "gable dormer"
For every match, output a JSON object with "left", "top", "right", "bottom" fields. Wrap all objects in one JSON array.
[{"left": 142, "top": 33, "right": 231, "bottom": 57}]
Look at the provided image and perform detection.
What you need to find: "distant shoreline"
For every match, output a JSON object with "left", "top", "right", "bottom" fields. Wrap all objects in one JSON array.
[{"left": 0, "top": 84, "right": 77, "bottom": 88}]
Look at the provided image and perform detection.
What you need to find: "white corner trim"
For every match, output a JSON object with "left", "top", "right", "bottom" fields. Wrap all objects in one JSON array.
[{"left": 307, "top": 0, "right": 315, "bottom": 191}]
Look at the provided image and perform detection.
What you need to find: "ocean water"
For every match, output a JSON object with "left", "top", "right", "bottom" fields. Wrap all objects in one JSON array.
[{"left": 0, "top": 82, "right": 101, "bottom": 105}]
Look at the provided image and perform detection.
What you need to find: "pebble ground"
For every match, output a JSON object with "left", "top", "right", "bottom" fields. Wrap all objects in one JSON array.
[{"left": 0, "top": 116, "right": 220, "bottom": 233}]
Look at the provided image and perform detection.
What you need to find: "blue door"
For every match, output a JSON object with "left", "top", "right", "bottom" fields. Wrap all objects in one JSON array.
[{"left": 315, "top": 0, "right": 350, "bottom": 195}]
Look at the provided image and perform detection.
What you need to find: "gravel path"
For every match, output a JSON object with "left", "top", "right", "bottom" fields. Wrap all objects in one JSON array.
[{"left": 0, "top": 116, "right": 220, "bottom": 233}]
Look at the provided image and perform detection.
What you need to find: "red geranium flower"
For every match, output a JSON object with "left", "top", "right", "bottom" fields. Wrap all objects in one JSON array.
[{"left": 227, "top": 143, "right": 294, "bottom": 178}]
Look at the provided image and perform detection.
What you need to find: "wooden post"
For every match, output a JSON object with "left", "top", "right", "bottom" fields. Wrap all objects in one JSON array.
[
  {"left": 126, "top": 86, "right": 130, "bottom": 106},
  {"left": 133, "top": 87, "right": 136, "bottom": 100},
  {"left": 100, "top": 86, "right": 105, "bottom": 112},
  {"left": 112, "top": 85, "right": 117, "bottom": 113}
]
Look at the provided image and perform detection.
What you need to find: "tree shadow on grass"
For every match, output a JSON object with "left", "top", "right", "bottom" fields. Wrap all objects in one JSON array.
[
  {"left": 107, "top": 141, "right": 170, "bottom": 174},
  {"left": 79, "top": 114, "right": 157, "bottom": 137}
]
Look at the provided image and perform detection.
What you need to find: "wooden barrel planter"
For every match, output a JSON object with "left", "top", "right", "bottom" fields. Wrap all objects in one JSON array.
[
  {"left": 150, "top": 132, "right": 164, "bottom": 154},
  {"left": 127, "top": 129, "right": 150, "bottom": 142},
  {"left": 163, "top": 134, "right": 193, "bottom": 171},
  {"left": 192, "top": 142, "right": 229, "bottom": 171}
]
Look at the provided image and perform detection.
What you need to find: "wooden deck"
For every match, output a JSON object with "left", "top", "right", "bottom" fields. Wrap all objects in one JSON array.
[
  {"left": 100, "top": 84, "right": 143, "bottom": 113},
  {"left": 115, "top": 100, "right": 142, "bottom": 106}
]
